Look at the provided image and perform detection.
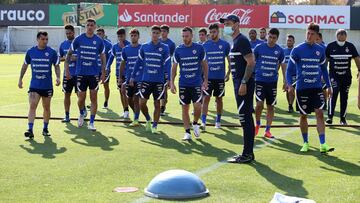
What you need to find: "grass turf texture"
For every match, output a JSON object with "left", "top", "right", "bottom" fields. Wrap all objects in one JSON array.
[{"left": 0, "top": 54, "right": 359, "bottom": 203}]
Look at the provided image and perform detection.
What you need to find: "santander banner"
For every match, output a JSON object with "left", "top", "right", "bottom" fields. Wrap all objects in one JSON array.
[
  {"left": 269, "top": 6, "right": 350, "bottom": 29},
  {"left": 192, "top": 5, "right": 269, "bottom": 28},
  {"left": 118, "top": 4, "right": 191, "bottom": 27}
]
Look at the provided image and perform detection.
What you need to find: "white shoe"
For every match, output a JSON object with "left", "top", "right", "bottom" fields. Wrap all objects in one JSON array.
[
  {"left": 78, "top": 115, "right": 85, "bottom": 127},
  {"left": 215, "top": 122, "right": 221, "bottom": 129},
  {"left": 121, "top": 111, "right": 130, "bottom": 119},
  {"left": 193, "top": 124, "right": 200, "bottom": 138},
  {"left": 201, "top": 123, "right": 206, "bottom": 131},
  {"left": 182, "top": 133, "right": 192, "bottom": 141},
  {"left": 88, "top": 122, "right": 96, "bottom": 131}
]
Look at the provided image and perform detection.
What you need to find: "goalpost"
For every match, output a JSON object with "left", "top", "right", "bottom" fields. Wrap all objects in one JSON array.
[{"left": 6, "top": 26, "right": 82, "bottom": 54}]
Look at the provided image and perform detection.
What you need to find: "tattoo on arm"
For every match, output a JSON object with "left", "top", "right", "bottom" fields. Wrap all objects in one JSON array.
[
  {"left": 100, "top": 53, "right": 106, "bottom": 73},
  {"left": 54, "top": 65, "right": 61, "bottom": 79},
  {"left": 242, "top": 53, "right": 255, "bottom": 82},
  {"left": 171, "top": 63, "right": 177, "bottom": 82},
  {"left": 19, "top": 63, "right": 28, "bottom": 80},
  {"left": 202, "top": 60, "right": 209, "bottom": 82}
]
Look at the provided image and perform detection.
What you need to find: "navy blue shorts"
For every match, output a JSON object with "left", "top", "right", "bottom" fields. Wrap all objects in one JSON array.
[
  {"left": 28, "top": 88, "right": 53, "bottom": 97},
  {"left": 203, "top": 79, "right": 225, "bottom": 97},
  {"left": 296, "top": 88, "right": 325, "bottom": 115},
  {"left": 126, "top": 81, "right": 141, "bottom": 98},
  {"left": 179, "top": 86, "right": 202, "bottom": 105},
  {"left": 255, "top": 81, "right": 277, "bottom": 106},
  {"left": 77, "top": 75, "right": 99, "bottom": 92},
  {"left": 139, "top": 82, "right": 164, "bottom": 100},
  {"left": 62, "top": 76, "right": 77, "bottom": 93}
]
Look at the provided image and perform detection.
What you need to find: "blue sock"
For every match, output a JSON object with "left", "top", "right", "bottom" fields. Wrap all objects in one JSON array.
[
  {"left": 43, "top": 122, "right": 48, "bottom": 130},
  {"left": 319, "top": 133, "right": 325, "bottom": 144},
  {"left": 256, "top": 120, "right": 261, "bottom": 126},
  {"left": 80, "top": 109, "right": 85, "bottom": 116},
  {"left": 144, "top": 113, "right": 151, "bottom": 121},
  {"left": 302, "top": 133, "right": 309, "bottom": 143},
  {"left": 216, "top": 114, "right": 221, "bottom": 123},
  {"left": 90, "top": 115, "right": 95, "bottom": 124},
  {"left": 265, "top": 125, "right": 271, "bottom": 132},
  {"left": 152, "top": 122, "right": 158, "bottom": 128},
  {"left": 28, "top": 123, "right": 34, "bottom": 132},
  {"left": 65, "top": 112, "right": 70, "bottom": 119},
  {"left": 134, "top": 112, "right": 140, "bottom": 120},
  {"left": 201, "top": 114, "right": 207, "bottom": 124}
]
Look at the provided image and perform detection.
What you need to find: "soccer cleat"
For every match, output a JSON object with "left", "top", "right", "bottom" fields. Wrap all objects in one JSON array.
[
  {"left": 215, "top": 122, "right": 221, "bottom": 129},
  {"left": 88, "top": 123, "right": 96, "bottom": 131},
  {"left": 129, "top": 120, "right": 140, "bottom": 127},
  {"left": 255, "top": 125, "right": 260, "bottom": 136},
  {"left": 340, "top": 118, "right": 347, "bottom": 125},
  {"left": 320, "top": 143, "right": 335, "bottom": 154},
  {"left": 193, "top": 124, "right": 201, "bottom": 138},
  {"left": 24, "top": 130, "right": 34, "bottom": 139},
  {"left": 78, "top": 115, "right": 85, "bottom": 127},
  {"left": 264, "top": 131, "right": 275, "bottom": 138},
  {"left": 121, "top": 111, "right": 130, "bottom": 119},
  {"left": 103, "top": 101, "right": 108, "bottom": 109},
  {"left": 62, "top": 117, "right": 70, "bottom": 123},
  {"left": 300, "top": 142, "right": 310, "bottom": 152},
  {"left": 42, "top": 129, "right": 51, "bottom": 137},
  {"left": 151, "top": 127, "right": 159, "bottom": 134},
  {"left": 228, "top": 153, "right": 255, "bottom": 164},
  {"left": 200, "top": 123, "right": 206, "bottom": 131},
  {"left": 182, "top": 133, "right": 192, "bottom": 141},
  {"left": 145, "top": 121, "right": 152, "bottom": 132},
  {"left": 325, "top": 118, "right": 333, "bottom": 125},
  {"left": 288, "top": 105, "right": 294, "bottom": 113}
]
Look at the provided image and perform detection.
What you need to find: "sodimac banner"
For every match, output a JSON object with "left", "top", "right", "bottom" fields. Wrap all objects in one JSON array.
[
  {"left": 0, "top": 4, "right": 49, "bottom": 26},
  {"left": 269, "top": 5, "right": 350, "bottom": 29}
]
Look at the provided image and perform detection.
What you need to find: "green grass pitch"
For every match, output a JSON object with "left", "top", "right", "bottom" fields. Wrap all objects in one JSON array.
[{"left": 0, "top": 54, "right": 359, "bottom": 202}]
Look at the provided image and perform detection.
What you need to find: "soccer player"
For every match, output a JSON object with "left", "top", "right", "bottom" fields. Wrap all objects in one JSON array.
[
  {"left": 201, "top": 23, "right": 230, "bottom": 130},
  {"left": 248, "top": 29, "right": 263, "bottom": 51},
  {"left": 283, "top": 34, "right": 296, "bottom": 113},
  {"left": 198, "top": 28, "right": 208, "bottom": 45},
  {"left": 59, "top": 24, "right": 79, "bottom": 122},
  {"left": 96, "top": 28, "right": 113, "bottom": 109},
  {"left": 106, "top": 28, "right": 131, "bottom": 118},
  {"left": 220, "top": 15, "right": 256, "bottom": 163},
  {"left": 170, "top": 26, "right": 208, "bottom": 141},
  {"left": 259, "top": 27, "right": 267, "bottom": 42},
  {"left": 119, "top": 28, "right": 143, "bottom": 126},
  {"left": 65, "top": 18, "right": 106, "bottom": 131},
  {"left": 18, "top": 31, "right": 60, "bottom": 139},
  {"left": 160, "top": 24, "right": 176, "bottom": 116},
  {"left": 129, "top": 25, "right": 170, "bottom": 134},
  {"left": 286, "top": 23, "right": 334, "bottom": 153},
  {"left": 254, "top": 28, "right": 286, "bottom": 139},
  {"left": 316, "top": 33, "right": 329, "bottom": 111},
  {"left": 326, "top": 29, "right": 360, "bottom": 125}
]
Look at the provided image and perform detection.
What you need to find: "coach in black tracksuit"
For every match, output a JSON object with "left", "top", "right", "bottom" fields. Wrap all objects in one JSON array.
[{"left": 326, "top": 29, "right": 360, "bottom": 125}]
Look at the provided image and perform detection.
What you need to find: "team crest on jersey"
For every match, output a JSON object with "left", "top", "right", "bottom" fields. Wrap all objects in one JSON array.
[
  {"left": 219, "top": 45, "right": 223, "bottom": 49},
  {"left": 192, "top": 50, "right": 197, "bottom": 54},
  {"left": 159, "top": 47, "right": 163, "bottom": 52},
  {"left": 45, "top": 52, "right": 49, "bottom": 57},
  {"left": 302, "top": 105, "right": 307, "bottom": 109},
  {"left": 77, "top": 82, "right": 81, "bottom": 86},
  {"left": 274, "top": 51, "right": 278, "bottom": 55},
  {"left": 142, "top": 88, "right": 145, "bottom": 93},
  {"left": 93, "top": 41, "right": 96, "bottom": 45},
  {"left": 257, "top": 92, "right": 261, "bottom": 96},
  {"left": 316, "top": 51, "right": 320, "bottom": 56},
  {"left": 180, "top": 95, "right": 185, "bottom": 99},
  {"left": 345, "top": 47, "right": 349, "bottom": 53}
]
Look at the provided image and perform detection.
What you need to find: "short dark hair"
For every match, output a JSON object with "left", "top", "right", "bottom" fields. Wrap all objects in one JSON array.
[
  {"left": 269, "top": 28, "right": 279, "bottom": 38},
  {"left": 318, "top": 32, "right": 323, "bottom": 39},
  {"left": 260, "top": 27, "right": 266, "bottom": 31},
  {"left": 160, "top": 24, "right": 170, "bottom": 32},
  {"left": 64, "top": 24, "right": 74, "bottom": 32},
  {"left": 208, "top": 23, "right": 219, "bottom": 30},
  {"left": 129, "top": 28, "right": 140, "bottom": 36},
  {"left": 151, "top": 25, "right": 161, "bottom": 32},
  {"left": 96, "top": 28, "right": 105, "bottom": 34},
  {"left": 86, "top": 18, "right": 96, "bottom": 24},
  {"left": 117, "top": 28, "right": 126, "bottom": 35},
  {"left": 307, "top": 23, "right": 320, "bottom": 33},
  {"left": 287, "top": 34, "right": 295, "bottom": 41},
  {"left": 249, "top": 29, "right": 257, "bottom": 34},
  {"left": 182, "top": 26, "right": 193, "bottom": 34},
  {"left": 198, "top": 27, "right": 207, "bottom": 35},
  {"left": 37, "top": 31, "right": 48, "bottom": 39}
]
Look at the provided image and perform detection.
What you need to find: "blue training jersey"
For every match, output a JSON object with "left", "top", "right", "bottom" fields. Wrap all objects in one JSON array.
[
  {"left": 250, "top": 39, "right": 264, "bottom": 51},
  {"left": 59, "top": 39, "right": 76, "bottom": 76},
  {"left": 106, "top": 40, "right": 131, "bottom": 77},
  {"left": 173, "top": 42, "right": 206, "bottom": 87},
  {"left": 97, "top": 39, "right": 112, "bottom": 73},
  {"left": 71, "top": 33, "right": 105, "bottom": 76},
  {"left": 254, "top": 43, "right": 285, "bottom": 83},
  {"left": 121, "top": 44, "right": 143, "bottom": 82},
  {"left": 24, "top": 46, "right": 59, "bottom": 89},
  {"left": 203, "top": 39, "right": 230, "bottom": 80},
  {"left": 283, "top": 47, "right": 293, "bottom": 64},
  {"left": 161, "top": 38, "right": 176, "bottom": 56},
  {"left": 132, "top": 41, "right": 170, "bottom": 83},
  {"left": 286, "top": 42, "right": 330, "bottom": 90}
]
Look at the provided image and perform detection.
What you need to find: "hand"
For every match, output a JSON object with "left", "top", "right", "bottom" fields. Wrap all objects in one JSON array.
[
  {"left": 129, "top": 78, "right": 134, "bottom": 87},
  {"left": 238, "top": 83, "right": 247, "bottom": 96},
  {"left": 282, "top": 83, "right": 287, "bottom": 92},
  {"left": 55, "top": 78, "right": 61, "bottom": 86},
  {"left": 18, "top": 80, "right": 23, "bottom": 89},
  {"left": 65, "top": 71, "right": 71, "bottom": 80},
  {"left": 327, "top": 87, "right": 333, "bottom": 98},
  {"left": 287, "top": 84, "right": 295, "bottom": 94},
  {"left": 170, "top": 82, "right": 176, "bottom": 94},
  {"left": 225, "top": 72, "right": 230, "bottom": 82},
  {"left": 118, "top": 77, "right": 124, "bottom": 87},
  {"left": 100, "top": 71, "right": 106, "bottom": 84},
  {"left": 121, "top": 83, "right": 126, "bottom": 93},
  {"left": 202, "top": 80, "right": 208, "bottom": 91}
]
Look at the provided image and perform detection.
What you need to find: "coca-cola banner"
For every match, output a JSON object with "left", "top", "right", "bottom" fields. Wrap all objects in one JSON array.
[
  {"left": 191, "top": 5, "right": 269, "bottom": 28},
  {"left": 118, "top": 4, "right": 191, "bottom": 27}
]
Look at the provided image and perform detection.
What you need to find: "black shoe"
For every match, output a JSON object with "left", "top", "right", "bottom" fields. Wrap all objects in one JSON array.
[
  {"left": 228, "top": 153, "right": 255, "bottom": 164},
  {"left": 340, "top": 118, "right": 347, "bottom": 125},
  {"left": 103, "top": 101, "right": 108, "bottom": 109},
  {"left": 24, "top": 130, "right": 34, "bottom": 139},
  {"left": 288, "top": 105, "right": 294, "bottom": 113},
  {"left": 160, "top": 106, "right": 166, "bottom": 116},
  {"left": 326, "top": 118, "right": 333, "bottom": 125},
  {"left": 42, "top": 129, "right": 51, "bottom": 137}
]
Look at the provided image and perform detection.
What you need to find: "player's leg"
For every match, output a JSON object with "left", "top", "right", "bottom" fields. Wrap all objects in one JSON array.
[
  {"left": 139, "top": 82, "right": 152, "bottom": 131},
  {"left": 296, "top": 89, "right": 310, "bottom": 152},
  {"left": 77, "top": 76, "right": 87, "bottom": 127},
  {"left": 88, "top": 75, "right": 100, "bottom": 131},
  {"left": 120, "top": 81, "right": 129, "bottom": 119},
  {"left": 254, "top": 82, "right": 265, "bottom": 136},
  {"left": 103, "top": 75, "right": 110, "bottom": 109},
  {"left": 201, "top": 95, "right": 210, "bottom": 130},
  {"left": 264, "top": 83, "right": 277, "bottom": 138},
  {"left": 339, "top": 81, "right": 351, "bottom": 125},
  {"left": 25, "top": 91, "right": 41, "bottom": 138},
  {"left": 127, "top": 82, "right": 139, "bottom": 126},
  {"left": 41, "top": 95, "right": 52, "bottom": 136},
  {"left": 150, "top": 83, "right": 165, "bottom": 134},
  {"left": 327, "top": 79, "right": 339, "bottom": 124},
  {"left": 160, "top": 80, "right": 168, "bottom": 116},
  {"left": 287, "top": 77, "right": 296, "bottom": 113},
  {"left": 192, "top": 87, "right": 202, "bottom": 138},
  {"left": 182, "top": 104, "right": 192, "bottom": 141},
  {"left": 62, "top": 76, "right": 76, "bottom": 122},
  {"left": 213, "top": 80, "right": 225, "bottom": 129}
]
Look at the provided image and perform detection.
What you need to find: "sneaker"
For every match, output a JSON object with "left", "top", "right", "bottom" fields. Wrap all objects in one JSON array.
[
  {"left": 264, "top": 131, "right": 274, "bottom": 139},
  {"left": 228, "top": 153, "right": 255, "bottom": 164},
  {"left": 78, "top": 114, "right": 85, "bottom": 127},
  {"left": 182, "top": 133, "right": 192, "bottom": 141},
  {"left": 320, "top": 143, "right": 335, "bottom": 154},
  {"left": 288, "top": 105, "right": 294, "bottom": 113},
  {"left": 300, "top": 142, "right": 310, "bottom": 152},
  {"left": 103, "top": 101, "right": 108, "bottom": 109},
  {"left": 24, "top": 130, "right": 34, "bottom": 139},
  {"left": 129, "top": 120, "right": 140, "bottom": 127},
  {"left": 121, "top": 111, "right": 130, "bottom": 119},
  {"left": 88, "top": 123, "right": 96, "bottom": 131},
  {"left": 145, "top": 121, "right": 152, "bottom": 132},
  {"left": 160, "top": 107, "right": 166, "bottom": 116},
  {"left": 151, "top": 127, "right": 159, "bottom": 134},
  {"left": 255, "top": 125, "right": 260, "bottom": 136},
  {"left": 200, "top": 123, "right": 206, "bottom": 131},
  {"left": 340, "top": 118, "right": 347, "bottom": 125},
  {"left": 325, "top": 118, "right": 333, "bottom": 125},
  {"left": 215, "top": 122, "right": 221, "bottom": 129},
  {"left": 193, "top": 124, "right": 200, "bottom": 138},
  {"left": 62, "top": 117, "right": 70, "bottom": 123},
  {"left": 42, "top": 129, "right": 51, "bottom": 137}
]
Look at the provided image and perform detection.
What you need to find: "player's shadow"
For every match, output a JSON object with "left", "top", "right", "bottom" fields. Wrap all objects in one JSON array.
[
  {"left": 96, "top": 108, "right": 121, "bottom": 120},
  {"left": 160, "top": 114, "right": 184, "bottom": 124},
  {"left": 205, "top": 127, "right": 264, "bottom": 147},
  {"left": 209, "top": 109, "right": 239, "bottom": 120},
  {"left": 276, "top": 107, "right": 300, "bottom": 119},
  {"left": 268, "top": 138, "right": 360, "bottom": 176},
  {"left": 329, "top": 126, "right": 360, "bottom": 136},
  {"left": 64, "top": 123, "right": 119, "bottom": 151},
  {"left": 19, "top": 137, "right": 67, "bottom": 159},
  {"left": 250, "top": 161, "right": 308, "bottom": 197}
]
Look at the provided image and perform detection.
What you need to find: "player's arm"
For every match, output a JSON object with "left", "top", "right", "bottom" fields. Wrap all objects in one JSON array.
[
  {"left": 170, "top": 62, "right": 178, "bottom": 94},
  {"left": 239, "top": 53, "right": 255, "bottom": 96},
  {"left": 100, "top": 53, "right": 106, "bottom": 82},
  {"left": 280, "top": 63, "right": 287, "bottom": 91},
  {"left": 54, "top": 64, "right": 61, "bottom": 86},
  {"left": 225, "top": 56, "right": 231, "bottom": 82},
  {"left": 106, "top": 49, "right": 115, "bottom": 74},
  {"left": 64, "top": 49, "right": 73, "bottom": 80},
  {"left": 201, "top": 60, "right": 209, "bottom": 90},
  {"left": 320, "top": 58, "right": 332, "bottom": 97},
  {"left": 354, "top": 56, "right": 360, "bottom": 76},
  {"left": 119, "top": 60, "right": 126, "bottom": 85},
  {"left": 18, "top": 63, "right": 28, "bottom": 89}
]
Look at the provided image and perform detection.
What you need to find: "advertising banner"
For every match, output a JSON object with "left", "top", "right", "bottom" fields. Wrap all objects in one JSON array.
[
  {"left": 350, "top": 7, "right": 360, "bottom": 30},
  {"left": 0, "top": 4, "right": 49, "bottom": 26}
]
